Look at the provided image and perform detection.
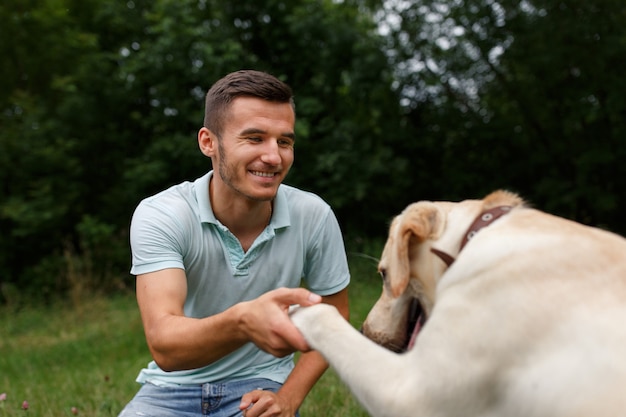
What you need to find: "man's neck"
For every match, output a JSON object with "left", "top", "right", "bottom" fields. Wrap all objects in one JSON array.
[{"left": 209, "top": 177, "right": 273, "bottom": 251}]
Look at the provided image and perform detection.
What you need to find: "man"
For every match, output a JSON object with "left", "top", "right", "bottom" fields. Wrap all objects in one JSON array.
[{"left": 119, "top": 70, "right": 350, "bottom": 417}]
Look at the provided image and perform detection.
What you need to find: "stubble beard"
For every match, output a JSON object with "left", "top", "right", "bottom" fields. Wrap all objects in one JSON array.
[{"left": 216, "top": 140, "right": 272, "bottom": 203}]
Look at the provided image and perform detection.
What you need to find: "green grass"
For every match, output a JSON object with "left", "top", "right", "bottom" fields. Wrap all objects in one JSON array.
[{"left": 0, "top": 244, "right": 384, "bottom": 417}]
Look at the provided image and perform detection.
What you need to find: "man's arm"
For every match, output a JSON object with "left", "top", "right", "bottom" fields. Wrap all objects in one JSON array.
[
  {"left": 136, "top": 268, "right": 322, "bottom": 371},
  {"left": 239, "top": 288, "right": 350, "bottom": 416}
]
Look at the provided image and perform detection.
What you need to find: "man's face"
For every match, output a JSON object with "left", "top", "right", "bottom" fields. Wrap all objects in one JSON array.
[{"left": 213, "top": 96, "right": 295, "bottom": 202}]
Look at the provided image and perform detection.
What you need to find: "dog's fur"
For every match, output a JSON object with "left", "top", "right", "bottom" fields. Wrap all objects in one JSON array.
[{"left": 291, "top": 190, "right": 626, "bottom": 417}]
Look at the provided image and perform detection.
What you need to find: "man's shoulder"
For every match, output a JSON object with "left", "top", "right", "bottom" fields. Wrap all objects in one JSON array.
[
  {"left": 276, "top": 184, "right": 336, "bottom": 232},
  {"left": 135, "top": 180, "right": 198, "bottom": 218},
  {"left": 279, "top": 183, "right": 329, "bottom": 209}
]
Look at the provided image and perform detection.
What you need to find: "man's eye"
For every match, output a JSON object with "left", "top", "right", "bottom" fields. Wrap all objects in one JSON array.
[
  {"left": 247, "top": 136, "right": 263, "bottom": 142},
  {"left": 278, "top": 139, "right": 294, "bottom": 148}
]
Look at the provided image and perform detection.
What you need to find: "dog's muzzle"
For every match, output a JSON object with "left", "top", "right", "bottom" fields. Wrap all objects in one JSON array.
[{"left": 360, "top": 298, "right": 427, "bottom": 353}]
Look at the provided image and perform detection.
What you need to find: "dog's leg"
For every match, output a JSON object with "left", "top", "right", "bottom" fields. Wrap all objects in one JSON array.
[{"left": 291, "top": 304, "right": 418, "bottom": 417}]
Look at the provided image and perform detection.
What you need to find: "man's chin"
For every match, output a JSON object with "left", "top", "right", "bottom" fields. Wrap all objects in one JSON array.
[
  {"left": 242, "top": 184, "right": 279, "bottom": 201},
  {"left": 251, "top": 191, "right": 279, "bottom": 202}
]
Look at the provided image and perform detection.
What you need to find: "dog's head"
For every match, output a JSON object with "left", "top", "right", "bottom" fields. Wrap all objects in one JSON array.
[
  {"left": 361, "top": 201, "right": 449, "bottom": 352},
  {"left": 361, "top": 190, "right": 524, "bottom": 352}
]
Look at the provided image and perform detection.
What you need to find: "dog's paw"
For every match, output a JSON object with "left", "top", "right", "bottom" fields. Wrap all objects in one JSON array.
[
  {"left": 290, "top": 303, "right": 339, "bottom": 343},
  {"left": 289, "top": 303, "right": 333, "bottom": 328}
]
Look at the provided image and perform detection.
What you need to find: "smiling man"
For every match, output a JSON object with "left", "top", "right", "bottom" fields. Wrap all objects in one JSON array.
[{"left": 119, "top": 70, "right": 350, "bottom": 417}]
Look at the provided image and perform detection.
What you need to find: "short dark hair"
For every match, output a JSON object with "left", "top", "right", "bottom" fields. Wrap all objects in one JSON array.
[{"left": 203, "top": 70, "right": 295, "bottom": 137}]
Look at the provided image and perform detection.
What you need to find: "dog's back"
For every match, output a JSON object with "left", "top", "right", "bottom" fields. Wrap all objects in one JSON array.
[{"left": 431, "top": 208, "right": 626, "bottom": 416}]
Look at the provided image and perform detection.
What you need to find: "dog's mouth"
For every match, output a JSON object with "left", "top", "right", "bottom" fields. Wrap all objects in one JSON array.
[{"left": 405, "top": 298, "right": 427, "bottom": 351}]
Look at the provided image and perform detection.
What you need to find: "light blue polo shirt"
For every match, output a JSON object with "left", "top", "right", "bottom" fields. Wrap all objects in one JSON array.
[{"left": 129, "top": 171, "right": 350, "bottom": 386}]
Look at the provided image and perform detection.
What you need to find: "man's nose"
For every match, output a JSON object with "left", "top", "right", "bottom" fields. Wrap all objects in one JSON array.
[{"left": 260, "top": 139, "right": 281, "bottom": 165}]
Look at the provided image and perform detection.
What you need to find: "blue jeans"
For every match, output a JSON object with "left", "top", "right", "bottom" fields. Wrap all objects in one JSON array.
[{"left": 118, "top": 378, "right": 300, "bottom": 417}]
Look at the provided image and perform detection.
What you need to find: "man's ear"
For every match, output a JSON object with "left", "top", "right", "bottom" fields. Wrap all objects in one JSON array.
[{"left": 198, "top": 127, "right": 217, "bottom": 157}]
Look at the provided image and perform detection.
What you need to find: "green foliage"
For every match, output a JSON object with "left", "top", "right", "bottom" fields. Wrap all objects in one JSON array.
[
  {"left": 380, "top": 0, "right": 626, "bottom": 228},
  {"left": 2, "top": 0, "right": 626, "bottom": 300},
  {"left": 0, "top": 0, "right": 399, "bottom": 300}
]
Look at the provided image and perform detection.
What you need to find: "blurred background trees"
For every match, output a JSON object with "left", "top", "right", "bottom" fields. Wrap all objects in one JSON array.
[{"left": 1, "top": 0, "right": 624, "bottom": 303}]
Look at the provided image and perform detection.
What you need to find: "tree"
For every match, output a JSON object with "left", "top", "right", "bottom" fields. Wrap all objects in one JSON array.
[
  {"left": 379, "top": 0, "right": 626, "bottom": 232},
  {"left": 0, "top": 0, "right": 405, "bottom": 301}
]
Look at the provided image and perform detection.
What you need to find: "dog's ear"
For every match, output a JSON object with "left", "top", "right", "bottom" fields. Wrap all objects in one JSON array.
[{"left": 388, "top": 203, "right": 442, "bottom": 298}]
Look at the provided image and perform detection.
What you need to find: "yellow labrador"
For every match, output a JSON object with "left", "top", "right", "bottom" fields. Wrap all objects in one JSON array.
[{"left": 291, "top": 190, "right": 626, "bottom": 417}]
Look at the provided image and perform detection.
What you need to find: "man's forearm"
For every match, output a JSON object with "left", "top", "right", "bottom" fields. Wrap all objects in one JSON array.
[
  {"left": 277, "top": 350, "right": 330, "bottom": 412},
  {"left": 277, "top": 288, "right": 351, "bottom": 412},
  {"left": 278, "top": 289, "right": 350, "bottom": 411}
]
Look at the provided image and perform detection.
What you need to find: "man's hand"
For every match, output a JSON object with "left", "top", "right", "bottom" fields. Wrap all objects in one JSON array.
[
  {"left": 239, "top": 389, "right": 296, "bottom": 417},
  {"left": 240, "top": 287, "right": 321, "bottom": 356}
]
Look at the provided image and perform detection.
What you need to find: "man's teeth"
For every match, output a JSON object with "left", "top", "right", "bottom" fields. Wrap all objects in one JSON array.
[{"left": 251, "top": 171, "right": 275, "bottom": 177}]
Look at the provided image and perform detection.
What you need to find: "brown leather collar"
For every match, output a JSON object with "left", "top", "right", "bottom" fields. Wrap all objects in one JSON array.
[{"left": 430, "top": 206, "right": 513, "bottom": 267}]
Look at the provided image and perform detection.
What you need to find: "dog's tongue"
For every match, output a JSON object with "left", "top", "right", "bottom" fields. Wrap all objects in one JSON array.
[{"left": 407, "top": 313, "right": 423, "bottom": 350}]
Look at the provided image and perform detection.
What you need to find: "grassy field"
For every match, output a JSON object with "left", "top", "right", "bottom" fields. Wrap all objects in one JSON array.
[{"left": 0, "top": 246, "right": 384, "bottom": 416}]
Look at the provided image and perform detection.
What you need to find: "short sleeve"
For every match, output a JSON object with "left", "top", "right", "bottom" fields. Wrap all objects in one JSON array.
[
  {"left": 129, "top": 198, "right": 186, "bottom": 275},
  {"left": 303, "top": 208, "right": 351, "bottom": 295}
]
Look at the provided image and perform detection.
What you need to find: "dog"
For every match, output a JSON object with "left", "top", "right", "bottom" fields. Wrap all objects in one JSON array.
[{"left": 291, "top": 190, "right": 626, "bottom": 417}]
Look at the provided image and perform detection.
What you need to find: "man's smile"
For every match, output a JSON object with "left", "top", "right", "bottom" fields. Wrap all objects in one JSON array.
[{"left": 250, "top": 170, "right": 278, "bottom": 178}]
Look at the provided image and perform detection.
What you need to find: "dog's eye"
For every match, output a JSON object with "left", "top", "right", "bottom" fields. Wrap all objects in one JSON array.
[{"left": 379, "top": 268, "right": 387, "bottom": 282}]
